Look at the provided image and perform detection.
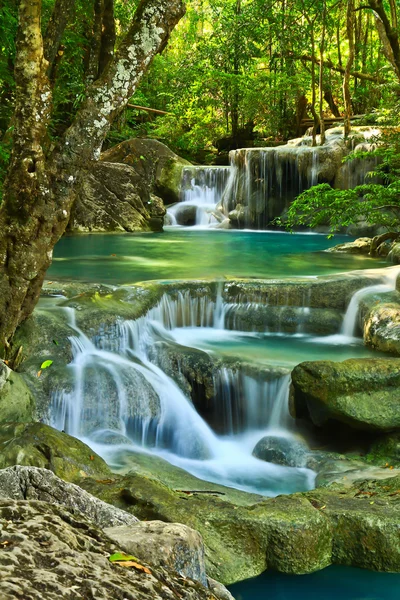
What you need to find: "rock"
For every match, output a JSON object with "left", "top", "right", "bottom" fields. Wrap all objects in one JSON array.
[
  {"left": 78, "top": 450, "right": 400, "bottom": 583},
  {"left": 0, "top": 422, "right": 112, "bottom": 482},
  {"left": 290, "top": 359, "right": 400, "bottom": 432},
  {"left": 207, "top": 577, "right": 235, "bottom": 600},
  {"left": 0, "top": 466, "right": 138, "bottom": 529},
  {"left": 102, "top": 137, "right": 191, "bottom": 204},
  {"left": 364, "top": 301, "right": 400, "bottom": 355},
  {"left": 224, "top": 305, "right": 342, "bottom": 335},
  {"left": 0, "top": 363, "right": 36, "bottom": 425},
  {"left": 389, "top": 242, "right": 400, "bottom": 264},
  {"left": 69, "top": 161, "right": 165, "bottom": 233},
  {"left": 174, "top": 204, "right": 198, "bottom": 225},
  {"left": 326, "top": 237, "right": 372, "bottom": 255},
  {"left": 366, "top": 432, "right": 400, "bottom": 467},
  {"left": 0, "top": 499, "right": 215, "bottom": 600},
  {"left": 252, "top": 435, "right": 308, "bottom": 467},
  {"left": 228, "top": 204, "right": 248, "bottom": 226},
  {"left": 105, "top": 521, "right": 207, "bottom": 586}
]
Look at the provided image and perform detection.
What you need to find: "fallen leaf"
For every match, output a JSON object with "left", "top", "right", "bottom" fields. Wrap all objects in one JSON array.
[
  {"left": 40, "top": 360, "right": 53, "bottom": 370},
  {"left": 37, "top": 370, "right": 42, "bottom": 378},
  {"left": 114, "top": 561, "right": 151, "bottom": 574},
  {"left": 109, "top": 552, "right": 140, "bottom": 563},
  {"left": 95, "top": 478, "right": 115, "bottom": 484},
  {"left": 89, "top": 455, "right": 95, "bottom": 461}
]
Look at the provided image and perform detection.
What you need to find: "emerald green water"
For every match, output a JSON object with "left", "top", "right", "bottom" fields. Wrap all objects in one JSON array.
[
  {"left": 49, "top": 230, "right": 385, "bottom": 284},
  {"left": 228, "top": 565, "right": 400, "bottom": 600}
]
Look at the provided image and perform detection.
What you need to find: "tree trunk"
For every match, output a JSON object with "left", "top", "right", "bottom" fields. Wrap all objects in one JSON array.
[
  {"left": 343, "top": 0, "right": 355, "bottom": 138},
  {"left": 0, "top": 0, "right": 186, "bottom": 355},
  {"left": 318, "top": 0, "right": 326, "bottom": 145}
]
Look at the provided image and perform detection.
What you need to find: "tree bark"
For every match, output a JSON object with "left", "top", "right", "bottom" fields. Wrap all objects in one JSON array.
[
  {"left": 367, "top": 0, "right": 400, "bottom": 81},
  {"left": 44, "top": 0, "right": 77, "bottom": 78},
  {"left": 0, "top": 0, "right": 186, "bottom": 355}
]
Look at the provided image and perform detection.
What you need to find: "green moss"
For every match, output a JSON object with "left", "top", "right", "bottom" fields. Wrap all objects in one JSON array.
[{"left": 0, "top": 422, "right": 112, "bottom": 482}]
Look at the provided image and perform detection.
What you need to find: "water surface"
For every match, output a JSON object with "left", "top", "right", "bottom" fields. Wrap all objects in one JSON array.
[
  {"left": 228, "top": 565, "right": 400, "bottom": 600},
  {"left": 49, "top": 230, "right": 385, "bottom": 284}
]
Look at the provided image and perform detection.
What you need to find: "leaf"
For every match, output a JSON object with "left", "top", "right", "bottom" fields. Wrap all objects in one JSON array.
[
  {"left": 114, "top": 560, "right": 151, "bottom": 574},
  {"left": 109, "top": 552, "right": 140, "bottom": 563},
  {"left": 40, "top": 360, "right": 53, "bottom": 370},
  {"left": 140, "top": 155, "right": 146, "bottom": 160},
  {"left": 37, "top": 370, "right": 42, "bottom": 378},
  {"left": 52, "top": 340, "right": 59, "bottom": 346}
]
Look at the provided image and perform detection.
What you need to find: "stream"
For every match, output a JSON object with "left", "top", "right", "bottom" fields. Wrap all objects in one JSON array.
[{"left": 47, "top": 216, "right": 399, "bottom": 595}]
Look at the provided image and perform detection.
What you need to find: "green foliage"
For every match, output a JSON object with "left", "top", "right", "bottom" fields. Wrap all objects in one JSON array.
[{"left": 279, "top": 123, "right": 400, "bottom": 235}]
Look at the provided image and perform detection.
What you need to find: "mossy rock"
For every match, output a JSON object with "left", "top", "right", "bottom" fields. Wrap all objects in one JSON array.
[
  {"left": 291, "top": 358, "right": 400, "bottom": 431},
  {"left": 0, "top": 364, "right": 36, "bottom": 425},
  {"left": 0, "top": 422, "right": 111, "bottom": 482},
  {"left": 366, "top": 432, "right": 400, "bottom": 467}
]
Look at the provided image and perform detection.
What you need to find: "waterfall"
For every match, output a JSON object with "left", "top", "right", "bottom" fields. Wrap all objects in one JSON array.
[
  {"left": 49, "top": 288, "right": 315, "bottom": 496},
  {"left": 167, "top": 166, "right": 230, "bottom": 227},
  {"left": 167, "top": 128, "right": 380, "bottom": 230},
  {"left": 341, "top": 269, "right": 399, "bottom": 337}
]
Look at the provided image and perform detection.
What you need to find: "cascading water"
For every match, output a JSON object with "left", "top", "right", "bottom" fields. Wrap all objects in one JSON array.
[
  {"left": 167, "top": 127, "right": 381, "bottom": 230},
  {"left": 50, "top": 288, "right": 315, "bottom": 496},
  {"left": 167, "top": 166, "right": 230, "bottom": 227}
]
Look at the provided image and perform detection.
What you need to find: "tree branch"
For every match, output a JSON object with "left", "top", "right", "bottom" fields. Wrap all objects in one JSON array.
[{"left": 43, "top": 0, "right": 77, "bottom": 78}]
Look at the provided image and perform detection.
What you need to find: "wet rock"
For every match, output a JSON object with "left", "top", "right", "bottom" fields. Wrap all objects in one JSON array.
[
  {"left": 0, "top": 499, "right": 215, "bottom": 600},
  {"left": 0, "top": 422, "right": 112, "bottom": 482},
  {"left": 175, "top": 204, "right": 197, "bottom": 225},
  {"left": 364, "top": 302, "right": 400, "bottom": 355},
  {"left": 0, "top": 363, "right": 36, "bottom": 425},
  {"left": 252, "top": 435, "right": 308, "bottom": 467},
  {"left": 326, "top": 237, "right": 372, "bottom": 255},
  {"left": 78, "top": 451, "right": 400, "bottom": 583},
  {"left": 0, "top": 466, "right": 138, "bottom": 529},
  {"left": 105, "top": 521, "right": 207, "bottom": 586},
  {"left": 366, "top": 432, "right": 400, "bottom": 467},
  {"left": 207, "top": 577, "right": 235, "bottom": 600},
  {"left": 290, "top": 358, "right": 400, "bottom": 431},
  {"left": 389, "top": 242, "right": 400, "bottom": 264}
]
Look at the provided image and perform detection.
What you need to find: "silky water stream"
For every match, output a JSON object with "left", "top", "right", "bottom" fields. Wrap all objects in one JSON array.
[{"left": 46, "top": 236, "right": 400, "bottom": 598}]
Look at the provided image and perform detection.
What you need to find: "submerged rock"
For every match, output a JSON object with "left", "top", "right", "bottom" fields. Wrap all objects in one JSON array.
[
  {"left": 105, "top": 521, "right": 207, "bottom": 586},
  {"left": 0, "top": 499, "right": 215, "bottom": 600},
  {"left": 0, "top": 422, "right": 112, "bottom": 482},
  {"left": 252, "top": 435, "right": 308, "bottom": 467},
  {"left": 290, "top": 358, "right": 400, "bottom": 431}
]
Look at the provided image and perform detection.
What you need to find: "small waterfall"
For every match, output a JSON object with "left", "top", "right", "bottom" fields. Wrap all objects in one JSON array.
[
  {"left": 49, "top": 288, "right": 315, "bottom": 496},
  {"left": 212, "top": 370, "right": 292, "bottom": 435},
  {"left": 167, "top": 166, "right": 230, "bottom": 227},
  {"left": 341, "top": 269, "right": 399, "bottom": 337}
]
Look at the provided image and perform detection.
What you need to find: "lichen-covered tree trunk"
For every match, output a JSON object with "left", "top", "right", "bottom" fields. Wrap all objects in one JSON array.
[{"left": 0, "top": 0, "right": 186, "bottom": 355}]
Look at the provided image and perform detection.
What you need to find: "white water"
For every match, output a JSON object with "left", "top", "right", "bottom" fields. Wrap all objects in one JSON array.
[
  {"left": 50, "top": 290, "right": 315, "bottom": 496},
  {"left": 167, "top": 166, "right": 230, "bottom": 227}
]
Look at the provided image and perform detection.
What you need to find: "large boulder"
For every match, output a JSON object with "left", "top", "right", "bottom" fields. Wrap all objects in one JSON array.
[
  {"left": 69, "top": 161, "right": 165, "bottom": 233},
  {"left": 290, "top": 359, "right": 400, "bottom": 431},
  {"left": 105, "top": 521, "right": 207, "bottom": 586},
  {"left": 0, "top": 466, "right": 138, "bottom": 529},
  {"left": 102, "top": 137, "right": 191, "bottom": 204},
  {"left": 0, "top": 363, "right": 36, "bottom": 425},
  {"left": 0, "top": 499, "right": 215, "bottom": 600},
  {"left": 0, "top": 422, "right": 112, "bottom": 482}
]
